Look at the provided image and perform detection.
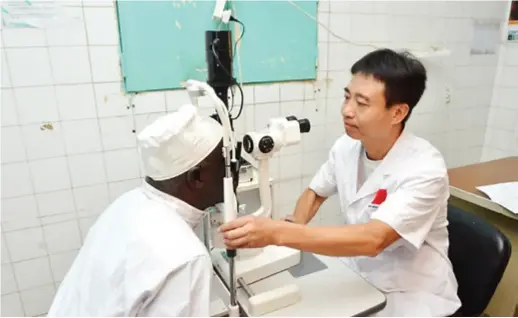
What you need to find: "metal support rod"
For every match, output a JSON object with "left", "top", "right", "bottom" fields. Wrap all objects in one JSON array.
[
  {"left": 202, "top": 214, "right": 211, "bottom": 251},
  {"left": 229, "top": 256, "right": 237, "bottom": 306}
]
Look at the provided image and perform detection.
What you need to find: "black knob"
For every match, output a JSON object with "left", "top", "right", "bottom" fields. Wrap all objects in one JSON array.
[
  {"left": 243, "top": 135, "right": 254, "bottom": 153},
  {"left": 258, "top": 136, "right": 275, "bottom": 154},
  {"left": 298, "top": 118, "right": 311, "bottom": 133}
]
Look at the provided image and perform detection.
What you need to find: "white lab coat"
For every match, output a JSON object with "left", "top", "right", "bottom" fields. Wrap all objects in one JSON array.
[
  {"left": 309, "top": 131, "right": 461, "bottom": 317},
  {"left": 47, "top": 182, "right": 212, "bottom": 317}
]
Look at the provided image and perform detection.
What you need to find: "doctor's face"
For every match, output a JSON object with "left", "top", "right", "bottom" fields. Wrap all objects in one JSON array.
[{"left": 341, "top": 73, "right": 405, "bottom": 141}]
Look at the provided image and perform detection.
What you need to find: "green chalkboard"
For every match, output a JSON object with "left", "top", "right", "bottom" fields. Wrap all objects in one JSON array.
[{"left": 116, "top": 0, "right": 318, "bottom": 93}]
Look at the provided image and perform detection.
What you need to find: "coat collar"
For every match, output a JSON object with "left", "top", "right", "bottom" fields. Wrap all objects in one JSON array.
[
  {"left": 141, "top": 181, "right": 207, "bottom": 228},
  {"left": 348, "top": 130, "right": 417, "bottom": 206}
]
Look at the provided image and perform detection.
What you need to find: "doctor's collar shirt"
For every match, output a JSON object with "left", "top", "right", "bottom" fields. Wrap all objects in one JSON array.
[{"left": 309, "top": 131, "right": 461, "bottom": 317}]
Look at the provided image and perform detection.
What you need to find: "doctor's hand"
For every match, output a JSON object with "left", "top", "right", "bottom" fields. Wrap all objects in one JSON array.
[{"left": 218, "top": 215, "right": 282, "bottom": 249}]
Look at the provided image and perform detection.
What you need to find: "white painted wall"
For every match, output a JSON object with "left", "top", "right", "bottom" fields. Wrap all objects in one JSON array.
[
  {"left": 482, "top": 39, "right": 518, "bottom": 159},
  {"left": 0, "top": 1, "right": 510, "bottom": 316}
]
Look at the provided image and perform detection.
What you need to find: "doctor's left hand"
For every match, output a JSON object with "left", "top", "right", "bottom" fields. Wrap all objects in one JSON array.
[{"left": 218, "top": 215, "right": 281, "bottom": 249}]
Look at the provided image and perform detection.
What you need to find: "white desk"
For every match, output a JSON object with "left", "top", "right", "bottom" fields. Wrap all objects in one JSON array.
[{"left": 210, "top": 253, "right": 386, "bottom": 317}]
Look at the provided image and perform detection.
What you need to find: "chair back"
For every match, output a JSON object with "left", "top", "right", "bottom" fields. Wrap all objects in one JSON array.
[{"left": 447, "top": 204, "right": 512, "bottom": 316}]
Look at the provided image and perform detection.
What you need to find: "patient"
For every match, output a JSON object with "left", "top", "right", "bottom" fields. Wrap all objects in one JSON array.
[{"left": 48, "top": 105, "right": 237, "bottom": 316}]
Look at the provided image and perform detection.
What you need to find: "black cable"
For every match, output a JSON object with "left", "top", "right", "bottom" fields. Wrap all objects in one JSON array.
[
  {"left": 231, "top": 18, "right": 245, "bottom": 60},
  {"left": 211, "top": 37, "right": 244, "bottom": 120},
  {"left": 229, "top": 17, "right": 245, "bottom": 120},
  {"left": 211, "top": 16, "right": 246, "bottom": 120}
]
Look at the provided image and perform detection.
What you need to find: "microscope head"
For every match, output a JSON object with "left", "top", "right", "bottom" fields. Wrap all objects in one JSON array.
[{"left": 242, "top": 116, "right": 311, "bottom": 160}]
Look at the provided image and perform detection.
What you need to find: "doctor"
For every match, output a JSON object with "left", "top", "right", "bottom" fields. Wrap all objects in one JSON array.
[
  {"left": 48, "top": 105, "right": 235, "bottom": 316},
  {"left": 219, "top": 48, "right": 461, "bottom": 316}
]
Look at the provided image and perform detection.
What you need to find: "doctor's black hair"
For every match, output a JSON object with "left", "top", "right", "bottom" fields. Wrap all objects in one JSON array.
[{"left": 350, "top": 48, "right": 427, "bottom": 126}]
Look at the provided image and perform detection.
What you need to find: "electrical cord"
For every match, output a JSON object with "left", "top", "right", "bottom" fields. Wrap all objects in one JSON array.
[
  {"left": 211, "top": 17, "right": 245, "bottom": 120},
  {"left": 230, "top": 16, "right": 245, "bottom": 60}
]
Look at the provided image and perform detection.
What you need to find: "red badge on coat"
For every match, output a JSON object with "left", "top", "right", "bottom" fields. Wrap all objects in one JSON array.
[{"left": 369, "top": 189, "right": 387, "bottom": 208}]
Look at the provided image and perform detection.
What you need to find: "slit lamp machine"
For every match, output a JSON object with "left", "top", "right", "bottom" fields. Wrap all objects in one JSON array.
[{"left": 182, "top": 17, "right": 311, "bottom": 317}]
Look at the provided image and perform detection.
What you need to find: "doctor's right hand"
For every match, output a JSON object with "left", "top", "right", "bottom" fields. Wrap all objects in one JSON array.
[{"left": 218, "top": 215, "right": 283, "bottom": 249}]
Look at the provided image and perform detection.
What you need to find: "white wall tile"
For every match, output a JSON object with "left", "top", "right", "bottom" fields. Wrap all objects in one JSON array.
[
  {"left": 99, "top": 116, "right": 136, "bottom": 150},
  {"left": 133, "top": 91, "right": 167, "bottom": 114},
  {"left": 19, "top": 284, "right": 56, "bottom": 316},
  {"left": 1, "top": 162, "right": 33, "bottom": 199},
  {"left": 6, "top": 48, "right": 53, "bottom": 87},
  {"left": 317, "top": 12, "right": 330, "bottom": 43},
  {"left": 279, "top": 82, "right": 305, "bottom": 102},
  {"left": 45, "top": 7, "right": 87, "bottom": 46},
  {"left": 504, "top": 46, "right": 518, "bottom": 66},
  {"left": 4, "top": 228, "right": 47, "bottom": 262},
  {"left": 39, "top": 211, "right": 77, "bottom": 227},
  {"left": 328, "top": 42, "right": 349, "bottom": 71},
  {"left": 1, "top": 195, "right": 39, "bottom": 232},
  {"left": 1, "top": 89, "right": 18, "bottom": 126},
  {"left": 254, "top": 84, "right": 280, "bottom": 104},
  {"left": 328, "top": 13, "right": 351, "bottom": 43},
  {"left": 14, "top": 87, "right": 60, "bottom": 125},
  {"left": 276, "top": 179, "right": 302, "bottom": 206},
  {"left": 49, "top": 47, "right": 92, "bottom": 84},
  {"left": 500, "top": 66, "right": 518, "bottom": 88},
  {"left": 303, "top": 100, "right": 326, "bottom": 126},
  {"left": 104, "top": 149, "right": 140, "bottom": 182},
  {"left": 279, "top": 154, "right": 303, "bottom": 180},
  {"left": 1, "top": 264, "right": 18, "bottom": 295},
  {"left": 74, "top": 184, "right": 110, "bottom": 217},
  {"left": 13, "top": 257, "right": 53, "bottom": 290},
  {"left": 94, "top": 82, "right": 130, "bottom": 117},
  {"left": 318, "top": 43, "right": 329, "bottom": 71},
  {"left": 1, "top": 293, "right": 24, "bottom": 316},
  {"left": 22, "top": 123, "right": 66, "bottom": 161},
  {"left": 302, "top": 124, "right": 326, "bottom": 152},
  {"left": 497, "top": 88, "right": 517, "bottom": 109},
  {"left": 68, "top": 153, "right": 107, "bottom": 187},
  {"left": 55, "top": 84, "right": 98, "bottom": 121},
  {"left": 29, "top": 157, "right": 71, "bottom": 193},
  {"left": 2, "top": 28, "right": 46, "bottom": 48},
  {"left": 83, "top": 0, "right": 114, "bottom": 7},
  {"left": 1, "top": 126, "right": 26, "bottom": 163},
  {"left": 36, "top": 190, "right": 75, "bottom": 217},
  {"left": 254, "top": 102, "right": 280, "bottom": 129},
  {"left": 1, "top": 234, "right": 11, "bottom": 264},
  {"left": 84, "top": 7, "right": 119, "bottom": 45},
  {"left": 43, "top": 221, "right": 82, "bottom": 254},
  {"left": 1, "top": 50, "right": 12, "bottom": 88},
  {"left": 50, "top": 250, "right": 78, "bottom": 282},
  {"left": 62, "top": 119, "right": 103, "bottom": 155},
  {"left": 90, "top": 46, "right": 121, "bottom": 82},
  {"left": 280, "top": 101, "right": 304, "bottom": 118}
]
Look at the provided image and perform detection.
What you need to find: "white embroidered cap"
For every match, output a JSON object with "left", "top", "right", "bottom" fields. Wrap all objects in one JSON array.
[{"left": 137, "top": 104, "right": 223, "bottom": 181}]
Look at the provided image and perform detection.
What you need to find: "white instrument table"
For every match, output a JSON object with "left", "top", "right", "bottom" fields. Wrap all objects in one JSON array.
[{"left": 210, "top": 252, "right": 386, "bottom": 317}]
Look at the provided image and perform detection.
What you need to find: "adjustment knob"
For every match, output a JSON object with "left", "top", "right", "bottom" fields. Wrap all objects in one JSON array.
[
  {"left": 258, "top": 136, "right": 275, "bottom": 154},
  {"left": 243, "top": 135, "right": 254, "bottom": 153},
  {"left": 298, "top": 118, "right": 311, "bottom": 133}
]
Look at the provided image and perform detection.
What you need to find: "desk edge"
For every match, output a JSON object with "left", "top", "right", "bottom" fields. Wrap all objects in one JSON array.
[{"left": 449, "top": 186, "right": 518, "bottom": 221}]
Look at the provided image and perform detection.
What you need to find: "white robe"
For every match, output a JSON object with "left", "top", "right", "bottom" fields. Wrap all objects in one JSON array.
[
  {"left": 47, "top": 182, "right": 212, "bottom": 317},
  {"left": 309, "top": 131, "right": 461, "bottom": 316}
]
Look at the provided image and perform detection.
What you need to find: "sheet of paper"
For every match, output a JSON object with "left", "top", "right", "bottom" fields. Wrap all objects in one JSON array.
[{"left": 476, "top": 182, "right": 518, "bottom": 214}]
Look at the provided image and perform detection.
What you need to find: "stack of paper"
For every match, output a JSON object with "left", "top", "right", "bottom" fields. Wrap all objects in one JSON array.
[{"left": 476, "top": 182, "right": 518, "bottom": 215}]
